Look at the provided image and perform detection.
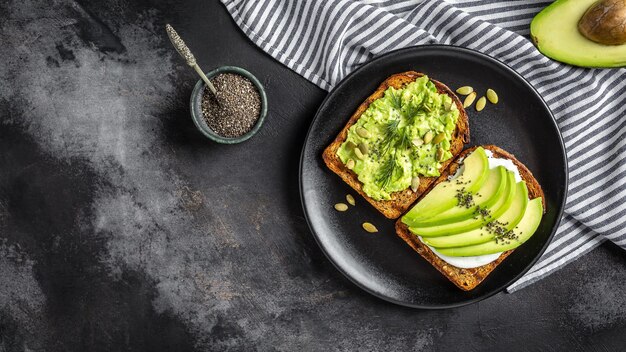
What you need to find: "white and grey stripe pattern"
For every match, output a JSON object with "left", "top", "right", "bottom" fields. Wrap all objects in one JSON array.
[{"left": 221, "top": 0, "right": 625, "bottom": 291}]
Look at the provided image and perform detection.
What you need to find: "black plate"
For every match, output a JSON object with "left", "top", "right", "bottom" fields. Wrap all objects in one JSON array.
[{"left": 299, "top": 45, "right": 567, "bottom": 309}]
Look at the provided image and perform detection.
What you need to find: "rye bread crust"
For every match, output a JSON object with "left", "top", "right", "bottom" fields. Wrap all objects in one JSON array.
[
  {"left": 394, "top": 145, "right": 546, "bottom": 291},
  {"left": 322, "top": 71, "right": 470, "bottom": 219}
]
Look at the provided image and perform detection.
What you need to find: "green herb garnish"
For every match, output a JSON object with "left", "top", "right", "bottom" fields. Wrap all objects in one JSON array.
[
  {"left": 376, "top": 124, "right": 412, "bottom": 189},
  {"left": 377, "top": 156, "right": 398, "bottom": 188},
  {"left": 380, "top": 119, "right": 400, "bottom": 156},
  {"left": 389, "top": 89, "right": 403, "bottom": 110},
  {"left": 395, "top": 127, "right": 411, "bottom": 150},
  {"left": 403, "top": 103, "right": 420, "bottom": 125}
]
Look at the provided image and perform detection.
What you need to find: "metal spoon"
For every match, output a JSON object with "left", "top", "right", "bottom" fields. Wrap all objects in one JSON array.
[{"left": 165, "top": 24, "right": 217, "bottom": 96}]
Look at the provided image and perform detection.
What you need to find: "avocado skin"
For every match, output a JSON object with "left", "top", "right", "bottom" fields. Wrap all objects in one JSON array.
[{"left": 531, "top": 0, "right": 626, "bottom": 68}]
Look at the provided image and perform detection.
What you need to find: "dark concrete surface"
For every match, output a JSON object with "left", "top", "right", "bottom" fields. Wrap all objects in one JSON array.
[{"left": 0, "top": 0, "right": 625, "bottom": 351}]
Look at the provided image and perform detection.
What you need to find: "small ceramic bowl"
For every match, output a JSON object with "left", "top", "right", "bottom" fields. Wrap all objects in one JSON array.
[{"left": 190, "top": 66, "right": 268, "bottom": 144}]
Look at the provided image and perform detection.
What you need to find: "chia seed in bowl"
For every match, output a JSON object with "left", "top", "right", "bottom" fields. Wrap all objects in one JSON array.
[
  {"left": 190, "top": 66, "right": 268, "bottom": 144},
  {"left": 201, "top": 73, "right": 261, "bottom": 138}
]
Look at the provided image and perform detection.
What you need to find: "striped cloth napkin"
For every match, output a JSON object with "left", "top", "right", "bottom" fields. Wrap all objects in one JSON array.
[{"left": 220, "top": 0, "right": 626, "bottom": 291}]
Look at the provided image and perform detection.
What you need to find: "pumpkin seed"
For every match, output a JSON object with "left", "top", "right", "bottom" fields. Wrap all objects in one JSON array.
[
  {"left": 412, "top": 138, "right": 424, "bottom": 147},
  {"left": 423, "top": 131, "right": 434, "bottom": 144},
  {"left": 354, "top": 148, "right": 365, "bottom": 160},
  {"left": 437, "top": 147, "right": 445, "bottom": 161},
  {"left": 334, "top": 203, "right": 348, "bottom": 212},
  {"left": 443, "top": 99, "right": 453, "bottom": 111},
  {"left": 356, "top": 127, "right": 370, "bottom": 138},
  {"left": 358, "top": 142, "right": 369, "bottom": 155},
  {"left": 345, "top": 141, "right": 357, "bottom": 149},
  {"left": 486, "top": 89, "right": 498, "bottom": 104},
  {"left": 463, "top": 92, "right": 477, "bottom": 108},
  {"left": 411, "top": 176, "right": 420, "bottom": 192},
  {"left": 456, "top": 86, "right": 473, "bottom": 95},
  {"left": 346, "top": 194, "right": 355, "bottom": 206},
  {"left": 362, "top": 222, "right": 378, "bottom": 233},
  {"left": 476, "top": 96, "right": 486, "bottom": 112},
  {"left": 433, "top": 132, "right": 445, "bottom": 144},
  {"left": 346, "top": 158, "right": 355, "bottom": 169}
]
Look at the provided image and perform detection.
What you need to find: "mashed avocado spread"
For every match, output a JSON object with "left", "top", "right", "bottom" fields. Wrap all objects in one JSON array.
[{"left": 337, "top": 76, "right": 459, "bottom": 200}]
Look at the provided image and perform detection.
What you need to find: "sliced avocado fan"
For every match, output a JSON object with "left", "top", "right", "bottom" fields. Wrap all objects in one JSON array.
[
  {"left": 422, "top": 182, "right": 529, "bottom": 248},
  {"left": 402, "top": 147, "right": 490, "bottom": 225},
  {"left": 410, "top": 166, "right": 508, "bottom": 227},
  {"left": 436, "top": 197, "right": 544, "bottom": 257},
  {"left": 409, "top": 170, "right": 516, "bottom": 237}
]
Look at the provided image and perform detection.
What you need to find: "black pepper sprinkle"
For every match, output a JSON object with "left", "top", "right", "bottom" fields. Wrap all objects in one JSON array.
[{"left": 201, "top": 73, "right": 261, "bottom": 138}]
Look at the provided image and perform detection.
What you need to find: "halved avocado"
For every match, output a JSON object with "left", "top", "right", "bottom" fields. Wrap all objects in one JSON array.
[
  {"left": 436, "top": 197, "right": 544, "bottom": 257},
  {"left": 402, "top": 147, "right": 490, "bottom": 225},
  {"left": 422, "top": 181, "right": 529, "bottom": 248},
  {"left": 409, "top": 170, "right": 516, "bottom": 237},
  {"left": 531, "top": 0, "right": 626, "bottom": 68},
  {"left": 410, "top": 166, "right": 507, "bottom": 227}
]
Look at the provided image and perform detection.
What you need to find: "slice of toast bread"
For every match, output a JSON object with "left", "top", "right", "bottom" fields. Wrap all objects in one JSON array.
[
  {"left": 322, "top": 71, "right": 470, "bottom": 219},
  {"left": 394, "top": 145, "right": 546, "bottom": 291}
]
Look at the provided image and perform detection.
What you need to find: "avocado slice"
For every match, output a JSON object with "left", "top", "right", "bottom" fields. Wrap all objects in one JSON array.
[
  {"left": 531, "top": 0, "right": 626, "bottom": 68},
  {"left": 409, "top": 170, "right": 516, "bottom": 237},
  {"left": 402, "top": 147, "right": 490, "bottom": 225},
  {"left": 422, "top": 182, "right": 529, "bottom": 248},
  {"left": 409, "top": 166, "right": 507, "bottom": 227},
  {"left": 435, "top": 198, "right": 544, "bottom": 257}
]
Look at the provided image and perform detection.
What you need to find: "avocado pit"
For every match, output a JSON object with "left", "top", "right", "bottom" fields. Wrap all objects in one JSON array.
[{"left": 578, "top": 0, "right": 626, "bottom": 45}]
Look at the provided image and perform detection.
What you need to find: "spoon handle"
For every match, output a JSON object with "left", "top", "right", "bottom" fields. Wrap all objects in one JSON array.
[
  {"left": 166, "top": 24, "right": 218, "bottom": 95},
  {"left": 193, "top": 64, "right": 217, "bottom": 95}
]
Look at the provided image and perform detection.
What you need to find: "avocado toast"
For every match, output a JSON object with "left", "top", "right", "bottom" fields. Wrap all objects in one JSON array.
[
  {"left": 322, "top": 71, "right": 470, "bottom": 219},
  {"left": 322, "top": 71, "right": 545, "bottom": 291},
  {"left": 395, "top": 145, "right": 546, "bottom": 291}
]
